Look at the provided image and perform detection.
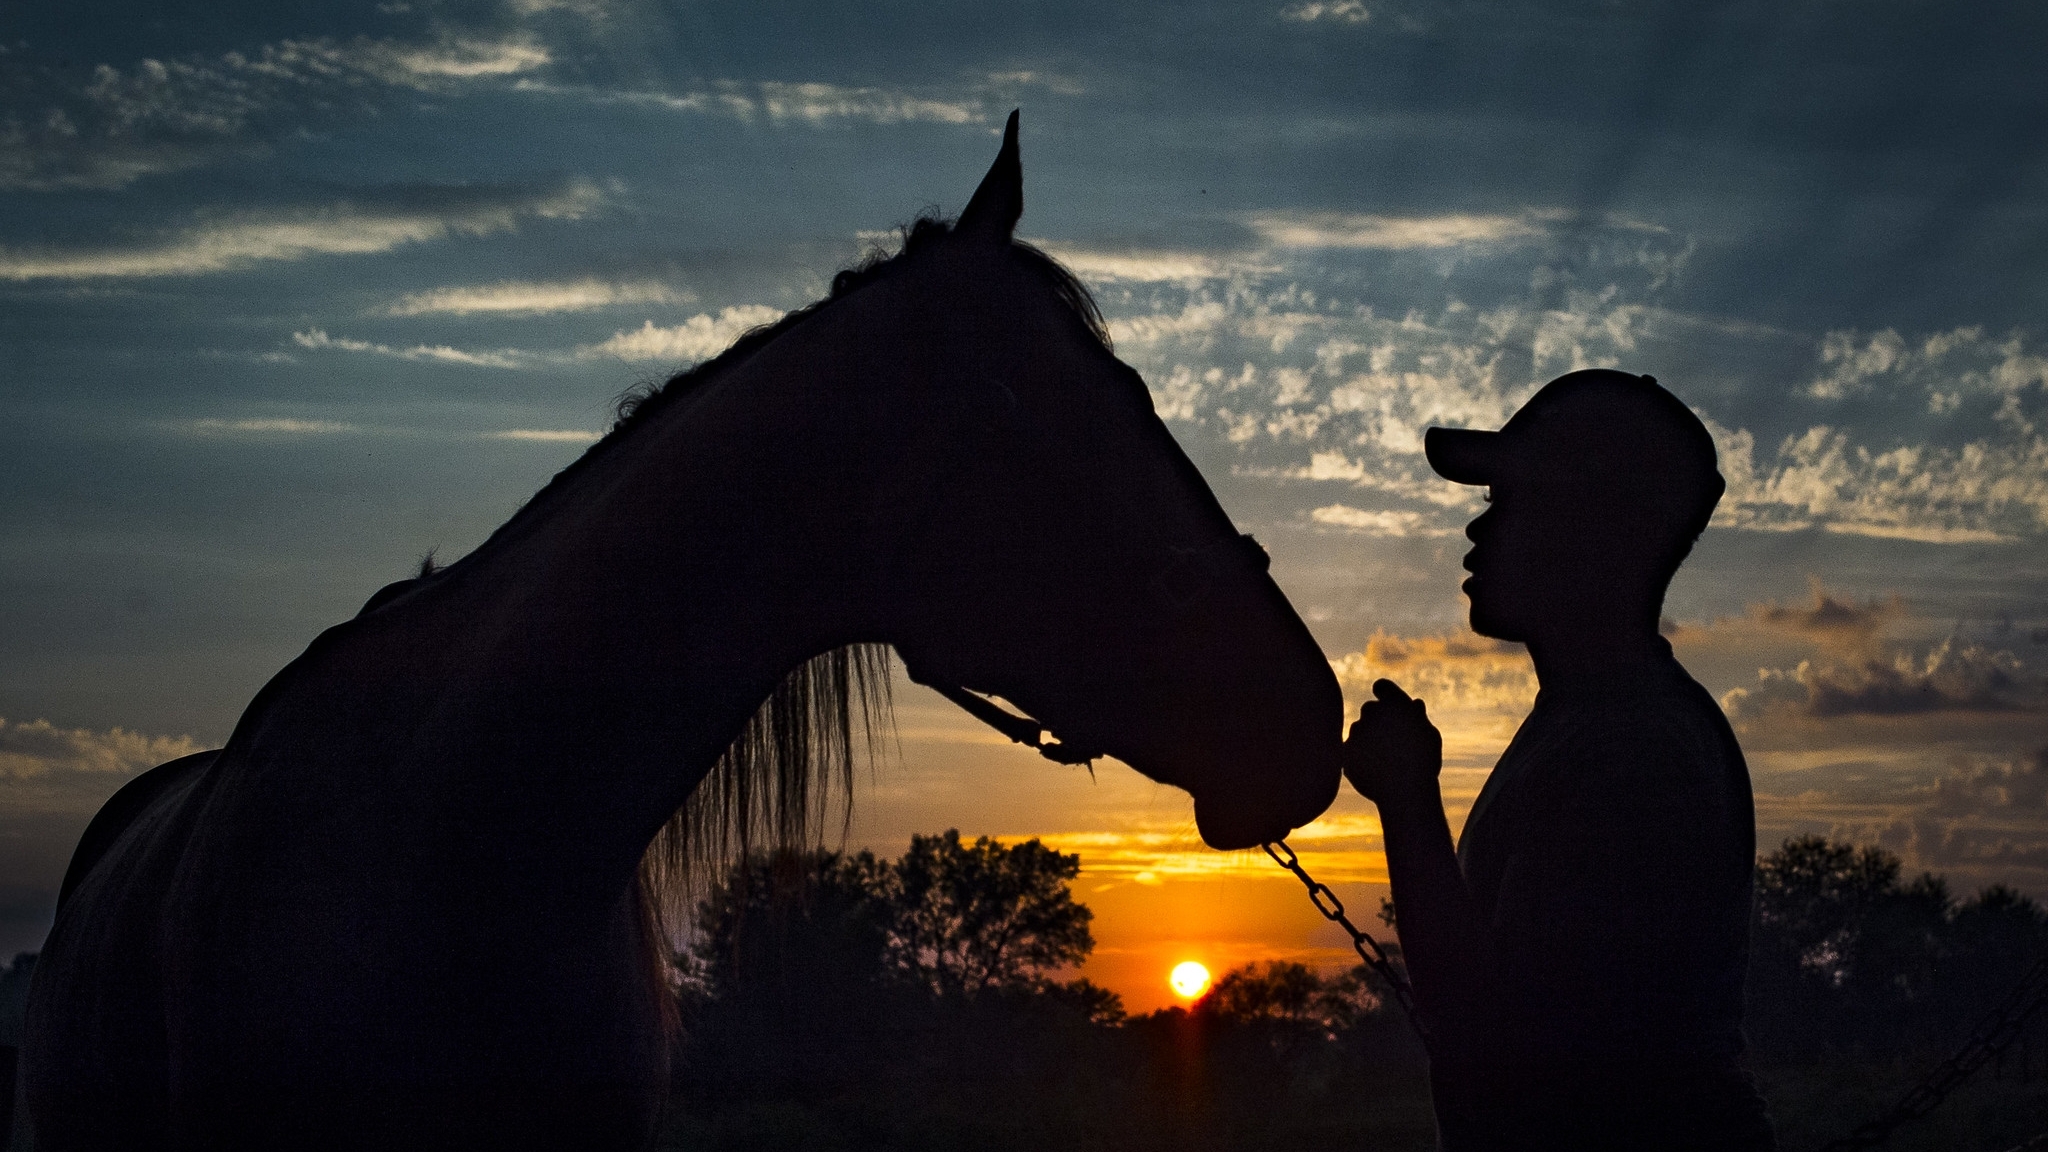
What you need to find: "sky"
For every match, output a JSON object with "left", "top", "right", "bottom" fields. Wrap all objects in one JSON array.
[{"left": 2, "top": 0, "right": 2045, "bottom": 1014}]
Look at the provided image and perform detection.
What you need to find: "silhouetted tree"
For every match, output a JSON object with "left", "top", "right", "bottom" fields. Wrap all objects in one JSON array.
[
  {"left": 1748, "top": 835, "right": 2048, "bottom": 1058},
  {"left": 1196, "top": 960, "right": 1381, "bottom": 1038},
  {"left": 889, "top": 829, "right": 1096, "bottom": 996}
]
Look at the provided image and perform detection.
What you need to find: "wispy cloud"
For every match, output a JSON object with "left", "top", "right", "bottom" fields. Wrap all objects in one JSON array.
[
  {"left": 188, "top": 417, "right": 358, "bottom": 435},
  {"left": 1308, "top": 503, "right": 1456, "bottom": 537},
  {"left": 518, "top": 78, "right": 984, "bottom": 127},
  {"left": 1706, "top": 416, "right": 2046, "bottom": 543},
  {"left": 1088, "top": 236, "right": 2047, "bottom": 544},
  {"left": 1034, "top": 812, "right": 1390, "bottom": 885},
  {"left": 1246, "top": 210, "right": 1557, "bottom": 250},
  {"left": 384, "top": 277, "right": 683, "bottom": 316},
  {"left": 483, "top": 428, "right": 601, "bottom": 442},
  {"left": 0, "top": 181, "right": 604, "bottom": 281},
  {"left": 0, "top": 718, "right": 202, "bottom": 782},
  {"left": 1805, "top": 325, "right": 2048, "bottom": 407},
  {"left": 1327, "top": 630, "right": 1537, "bottom": 767},
  {"left": 292, "top": 328, "right": 535, "bottom": 369},
  {"left": 2, "top": 34, "right": 555, "bottom": 191},
  {"left": 1280, "top": 1, "right": 1372, "bottom": 24},
  {"left": 576, "top": 305, "right": 786, "bottom": 363},
  {"left": 1033, "top": 241, "right": 1270, "bottom": 285}
]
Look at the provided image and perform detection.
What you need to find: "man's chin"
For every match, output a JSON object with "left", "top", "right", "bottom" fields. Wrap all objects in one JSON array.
[{"left": 1465, "top": 604, "right": 1520, "bottom": 644}]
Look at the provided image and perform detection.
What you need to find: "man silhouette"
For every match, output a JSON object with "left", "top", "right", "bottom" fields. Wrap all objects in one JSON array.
[{"left": 1346, "top": 370, "right": 1774, "bottom": 1150}]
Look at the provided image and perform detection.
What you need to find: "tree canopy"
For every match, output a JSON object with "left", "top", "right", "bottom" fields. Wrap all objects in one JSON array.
[{"left": 682, "top": 828, "right": 1107, "bottom": 1015}]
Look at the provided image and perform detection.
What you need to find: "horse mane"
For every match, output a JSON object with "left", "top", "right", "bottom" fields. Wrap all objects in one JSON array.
[{"left": 589, "top": 215, "right": 1108, "bottom": 931}]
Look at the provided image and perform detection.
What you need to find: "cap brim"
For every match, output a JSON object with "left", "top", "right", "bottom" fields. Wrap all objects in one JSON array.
[{"left": 1424, "top": 426, "right": 1504, "bottom": 485}]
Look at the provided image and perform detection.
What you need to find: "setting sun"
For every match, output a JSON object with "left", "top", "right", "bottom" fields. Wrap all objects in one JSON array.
[{"left": 1169, "top": 960, "right": 1211, "bottom": 999}]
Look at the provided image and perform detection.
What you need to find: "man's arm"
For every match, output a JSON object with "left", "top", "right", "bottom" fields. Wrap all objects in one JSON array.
[{"left": 1345, "top": 679, "right": 1489, "bottom": 1045}]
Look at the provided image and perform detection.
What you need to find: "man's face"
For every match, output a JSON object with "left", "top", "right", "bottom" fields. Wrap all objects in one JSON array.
[{"left": 1459, "top": 479, "right": 1591, "bottom": 642}]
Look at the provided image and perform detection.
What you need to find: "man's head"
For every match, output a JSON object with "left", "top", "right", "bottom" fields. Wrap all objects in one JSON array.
[{"left": 1425, "top": 370, "right": 1724, "bottom": 643}]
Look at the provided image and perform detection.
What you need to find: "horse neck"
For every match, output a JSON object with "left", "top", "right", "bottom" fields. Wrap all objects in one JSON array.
[{"left": 281, "top": 300, "right": 914, "bottom": 872}]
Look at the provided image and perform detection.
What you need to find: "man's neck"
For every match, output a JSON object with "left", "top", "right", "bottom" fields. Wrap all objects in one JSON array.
[{"left": 1525, "top": 625, "right": 1673, "bottom": 689}]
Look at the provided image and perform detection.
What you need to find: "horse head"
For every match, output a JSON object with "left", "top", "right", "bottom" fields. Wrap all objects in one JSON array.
[{"left": 885, "top": 114, "right": 1342, "bottom": 849}]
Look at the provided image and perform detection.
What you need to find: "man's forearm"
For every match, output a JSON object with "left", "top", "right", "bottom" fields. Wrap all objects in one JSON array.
[{"left": 1377, "top": 782, "right": 1487, "bottom": 1042}]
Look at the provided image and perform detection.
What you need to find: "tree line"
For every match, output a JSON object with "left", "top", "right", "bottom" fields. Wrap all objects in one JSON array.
[{"left": 658, "top": 831, "right": 2048, "bottom": 1150}]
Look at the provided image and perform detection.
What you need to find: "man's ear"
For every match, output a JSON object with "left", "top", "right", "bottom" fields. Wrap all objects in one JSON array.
[{"left": 956, "top": 110, "right": 1021, "bottom": 245}]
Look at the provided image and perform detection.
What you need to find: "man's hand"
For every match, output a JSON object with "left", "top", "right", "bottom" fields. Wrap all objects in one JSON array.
[{"left": 1344, "top": 679, "right": 1443, "bottom": 804}]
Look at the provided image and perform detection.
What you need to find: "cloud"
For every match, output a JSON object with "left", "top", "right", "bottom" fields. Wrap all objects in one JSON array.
[
  {"left": 518, "top": 78, "right": 983, "bottom": 127},
  {"left": 576, "top": 305, "right": 786, "bottom": 363},
  {"left": 1706, "top": 415, "right": 2048, "bottom": 543},
  {"left": 483, "top": 428, "right": 601, "bottom": 442},
  {"left": 1724, "top": 637, "right": 2042, "bottom": 724},
  {"left": 1805, "top": 641, "right": 2032, "bottom": 718},
  {"left": 1805, "top": 326, "right": 2048, "bottom": 409},
  {"left": 1245, "top": 210, "right": 1556, "bottom": 251},
  {"left": 1745, "top": 579, "right": 1906, "bottom": 651},
  {"left": 1, "top": 34, "right": 555, "bottom": 190},
  {"left": 1281, "top": 1, "right": 1371, "bottom": 24},
  {"left": 1033, "top": 242, "right": 1271, "bottom": 285},
  {"left": 1032, "top": 812, "right": 1390, "bottom": 885},
  {"left": 0, "top": 718, "right": 202, "bottom": 783},
  {"left": 1308, "top": 503, "right": 1455, "bottom": 537},
  {"left": 188, "top": 417, "right": 358, "bottom": 435},
  {"left": 384, "top": 278, "right": 685, "bottom": 316},
  {"left": 0, "top": 181, "right": 604, "bottom": 280},
  {"left": 1830, "top": 748, "right": 2048, "bottom": 880},
  {"left": 210, "top": 33, "right": 552, "bottom": 90},
  {"left": 1694, "top": 327, "right": 2048, "bottom": 542},
  {"left": 1926, "top": 748, "right": 2048, "bottom": 817},
  {"left": 1331, "top": 630, "right": 1535, "bottom": 713},
  {"left": 1327, "top": 631, "right": 1536, "bottom": 766},
  {"left": 1081, "top": 224, "right": 2046, "bottom": 546},
  {"left": 291, "top": 329, "right": 536, "bottom": 369}
]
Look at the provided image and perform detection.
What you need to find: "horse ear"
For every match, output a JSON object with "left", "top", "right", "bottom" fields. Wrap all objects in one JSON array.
[{"left": 956, "top": 109, "right": 1021, "bottom": 245}]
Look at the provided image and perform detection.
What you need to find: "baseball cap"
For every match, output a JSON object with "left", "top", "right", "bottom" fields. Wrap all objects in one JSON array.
[{"left": 1424, "top": 369, "right": 1724, "bottom": 525}]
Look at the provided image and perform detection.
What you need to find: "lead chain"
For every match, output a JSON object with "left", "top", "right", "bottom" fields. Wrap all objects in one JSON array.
[{"left": 1264, "top": 839, "right": 1422, "bottom": 1033}]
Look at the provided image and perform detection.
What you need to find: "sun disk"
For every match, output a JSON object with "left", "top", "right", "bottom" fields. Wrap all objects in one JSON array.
[{"left": 1169, "top": 960, "right": 1211, "bottom": 999}]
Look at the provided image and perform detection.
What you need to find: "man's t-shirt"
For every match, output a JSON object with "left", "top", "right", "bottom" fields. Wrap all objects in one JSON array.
[{"left": 1430, "top": 646, "right": 1773, "bottom": 1149}]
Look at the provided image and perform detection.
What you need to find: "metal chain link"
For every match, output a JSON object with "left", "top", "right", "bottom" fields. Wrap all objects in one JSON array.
[
  {"left": 1263, "top": 839, "right": 1421, "bottom": 1031},
  {"left": 1821, "top": 954, "right": 2048, "bottom": 1152}
]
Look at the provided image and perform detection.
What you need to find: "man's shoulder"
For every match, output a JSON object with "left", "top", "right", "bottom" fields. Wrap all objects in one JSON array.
[{"left": 1520, "top": 667, "right": 1745, "bottom": 799}]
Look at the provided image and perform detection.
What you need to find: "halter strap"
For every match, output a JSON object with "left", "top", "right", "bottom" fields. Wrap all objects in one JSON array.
[{"left": 925, "top": 682, "right": 1102, "bottom": 766}]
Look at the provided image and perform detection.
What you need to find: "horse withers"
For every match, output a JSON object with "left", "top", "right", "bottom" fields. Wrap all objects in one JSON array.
[{"left": 23, "top": 113, "right": 1343, "bottom": 1150}]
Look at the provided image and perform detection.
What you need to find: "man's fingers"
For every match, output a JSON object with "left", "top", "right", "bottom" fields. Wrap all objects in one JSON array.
[{"left": 1372, "top": 678, "right": 1412, "bottom": 704}]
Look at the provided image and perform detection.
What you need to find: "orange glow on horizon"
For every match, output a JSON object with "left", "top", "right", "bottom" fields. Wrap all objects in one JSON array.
[{"left": 1169, "top": 960, "right": 1211, "bottom": 999}]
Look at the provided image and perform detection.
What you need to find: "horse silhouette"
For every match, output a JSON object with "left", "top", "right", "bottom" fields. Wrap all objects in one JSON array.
[{"left": 19, "top": 114, "right": 1343, "bottom": 1150}]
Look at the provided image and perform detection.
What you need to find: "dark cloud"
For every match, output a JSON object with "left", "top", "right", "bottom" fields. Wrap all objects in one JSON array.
[
  {"left": 1750, "top": 582, "right": 1903, "bottom": 648},
  {"left": 1728, "top": 636, "right": 2040, "bottom": 722},
  {"left": 1809, "top": 639, "right": 2032, "bottom": 718},
  {"left": 1928, "top": 747, "right": 2048, "bottom": 816}
]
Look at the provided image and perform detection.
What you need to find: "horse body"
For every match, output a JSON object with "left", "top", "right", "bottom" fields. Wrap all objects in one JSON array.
[{"left": 24, "top": 117, "right": 1343, "bottom": 1150}]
